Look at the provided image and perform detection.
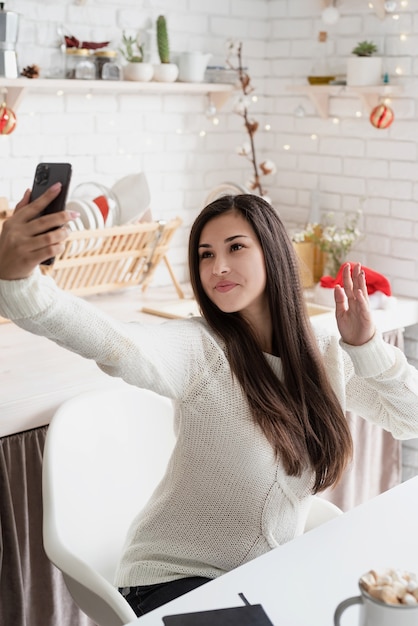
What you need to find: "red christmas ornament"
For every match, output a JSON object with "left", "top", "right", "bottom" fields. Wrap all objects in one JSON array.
[
  {"left": 0, "top": 102, "right": 17, "bottom": 135},
  {"left": 369, "top": 103, "right": 394, "bottom": 129}
]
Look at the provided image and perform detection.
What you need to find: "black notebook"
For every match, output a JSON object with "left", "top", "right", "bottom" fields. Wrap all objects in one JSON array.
[{"left": 162, "top": 603, "right": 274, "bottom": 625}]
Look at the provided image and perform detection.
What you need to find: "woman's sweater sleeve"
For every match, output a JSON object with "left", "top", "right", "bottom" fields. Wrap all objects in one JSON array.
[
  {"left": 323, "top": 331, "right": 418, "bottom": 439},
  {"left": 0, "top": 271, "right": 197, "bottom": 398}
]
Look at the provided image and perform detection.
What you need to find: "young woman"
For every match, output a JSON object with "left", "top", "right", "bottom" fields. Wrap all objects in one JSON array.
[{"left": 1, "top": 186, "right": 418, "bottom": 616}]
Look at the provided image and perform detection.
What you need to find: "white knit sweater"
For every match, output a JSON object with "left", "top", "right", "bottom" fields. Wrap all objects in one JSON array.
[{"left": 1, "top": 271, "right": 418, "bottom": 587}]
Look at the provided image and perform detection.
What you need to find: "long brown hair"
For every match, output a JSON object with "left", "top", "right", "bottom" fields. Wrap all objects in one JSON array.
[{"left": 188, "top": 194, "right": 352, "bottom": 493}]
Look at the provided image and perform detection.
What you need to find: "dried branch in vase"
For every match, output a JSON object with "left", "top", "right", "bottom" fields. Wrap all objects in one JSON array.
[{"left": 226, "top": 41, "right": 276, "bottom": 199}]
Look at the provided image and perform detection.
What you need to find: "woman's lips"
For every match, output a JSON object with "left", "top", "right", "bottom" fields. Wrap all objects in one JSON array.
[{"left": 215, "top": 281, "right": 237, "bottom": 293}]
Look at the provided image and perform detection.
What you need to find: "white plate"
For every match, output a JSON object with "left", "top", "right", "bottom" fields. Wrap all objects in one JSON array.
[
  {"left": 67, "top": 199, "right": 96, "bottom": 231},
  {"left": 84, "top": 199, "right": 105, "bottom": 252},
  {"left": 111, "top": 172, "right": 151, "bottom": 225},
  {"left": 66, "top": 216, "right": 86, "bottom": 256}
]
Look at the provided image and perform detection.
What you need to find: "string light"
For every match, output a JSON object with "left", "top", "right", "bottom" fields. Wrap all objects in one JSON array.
[
  {"left": 199, "top": 130, "right": 206, "bottom": 137},
  {"left": 56, "top": 90, "right": 64, "bottom": 97},
  {"left": 400, "top": 34, "right": 407, "bottom": 41},
  {"left": 355, "top": 111, "right": 362, "bottom": 118},
  {"left": 283, "top": 144, "right": 290, "bottom": 151},
  {"left": 332, "top": 117, "right": 340, "bottom": 124},
  {"left": 311, "top": 134, "right": 318, "bottom": 140},
  {"left": 264, "top": 123, "right": 271, "bottom": 131}
]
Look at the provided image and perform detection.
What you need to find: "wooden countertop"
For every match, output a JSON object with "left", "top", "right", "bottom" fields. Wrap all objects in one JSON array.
[{"left": 1, "top": 286, "right": 418, "bottom": 438}]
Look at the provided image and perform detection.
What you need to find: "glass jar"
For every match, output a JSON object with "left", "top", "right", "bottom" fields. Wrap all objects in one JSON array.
[
  {"left": 65, "top": 48, "right": 95, "bottom": 80},
  {"left": 93, "top": 49, "right": 121, "bottom": 80}
]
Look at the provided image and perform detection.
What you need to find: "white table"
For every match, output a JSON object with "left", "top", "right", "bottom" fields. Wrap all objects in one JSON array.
[{"left": 131, "top": 477, "right": 418, "bottom": 626}]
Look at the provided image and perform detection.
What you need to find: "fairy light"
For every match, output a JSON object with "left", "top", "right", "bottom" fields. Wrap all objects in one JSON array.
[
  {"left": 400, "top": 0, "right": 408, "bottom": 6},
  {"left": 199, "top": 130, "right": 206, "bottom": 137},
  {"left": 392, "top": 13, "right": 400, "bottom": 19},
  {"left": 311, "top": 134, "right": 318, "bottom": 140},
  {"left": 56, "top": 90, "right": 64, "bottom": 97},
  {"left": 283, "top": 144, "right": 290, "bottom": 151},
  {"left": 395, "top": 66, "right": 403, "bottom": 75},
  {"left": 355, "top": 111, "right": 362, "bottom": 118},
  {"left": 212, "top": 117, "right": 219, "bottom": 126},
  {"left": 332, "top": 117, "right": 340, "bottom": 124},
  {"left": 400, "top": 33, "right": 407, "bottom": 41},
  {"left": 264, "top": 123, "right": 271, "bottom": 131},
  {"left": 251, "top": 95, "right": 258, "bottom": 103}
]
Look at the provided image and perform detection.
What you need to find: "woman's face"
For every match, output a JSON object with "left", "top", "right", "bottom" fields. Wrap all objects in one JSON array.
[{"left": 198, "top": 210, "right": 268, "bottom": 325}]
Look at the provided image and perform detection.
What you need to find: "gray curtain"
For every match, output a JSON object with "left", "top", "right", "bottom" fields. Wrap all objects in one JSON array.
[{"left": 0, "top": 426, "right": 95, "bottom": 626}]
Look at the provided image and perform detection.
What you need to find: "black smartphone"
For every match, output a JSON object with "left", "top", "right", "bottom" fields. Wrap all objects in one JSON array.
[{"left": 30, "top": 162, "right": 72, "bottom": 265}]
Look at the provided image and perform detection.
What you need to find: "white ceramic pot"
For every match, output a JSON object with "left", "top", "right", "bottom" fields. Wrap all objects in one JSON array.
[
  {"left": 153, "top": 63, "right": 179, "bottom": 83},
  {"left": 123, "top": 62, "right": 154, "bottom": 82},
  {"left": 346, "top": 56, "right": 383, "bottom": 87},
  {"left": 178, "top": 52, "right": 212, "bottom": 82}
]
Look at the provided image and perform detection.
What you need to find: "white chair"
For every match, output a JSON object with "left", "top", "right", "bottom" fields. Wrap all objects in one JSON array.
[
  {"left": 42, "top": 386, "right": 176, "bottom": 626},
  {"left": 304, "top": 496, "right": 342, "bottom": 532},
  {"left": 42, "top": 387, "right": 342, "bottom": 626}
]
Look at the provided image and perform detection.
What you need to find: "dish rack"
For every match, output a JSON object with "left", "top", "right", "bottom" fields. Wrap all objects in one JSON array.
[{"left": 0, "top": 213, "right": 183, "bottom": 322}]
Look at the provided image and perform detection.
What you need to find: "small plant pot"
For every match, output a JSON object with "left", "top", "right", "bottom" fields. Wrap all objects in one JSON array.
[
  {"left": 123, "top": 62, "right": 154, "bottom": 82},
  {"left": 153, "top": 63, "right": 179, "bottom": 82},
  {"left": 346, "top": 57, "right": 383, "bottom": 86}
]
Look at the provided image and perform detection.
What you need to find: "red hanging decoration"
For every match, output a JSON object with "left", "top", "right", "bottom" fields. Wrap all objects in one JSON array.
[
  {"left": 369, "top": 103, "right": 394, "bottom": 129},
  {"left": 0, "top": 101, "right": 17, "bottom": 135}
]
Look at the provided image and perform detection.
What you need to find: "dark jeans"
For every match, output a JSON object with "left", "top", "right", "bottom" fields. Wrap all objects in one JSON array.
[{"left": 119, "top": 577, "right": 211, "bottom": 616}]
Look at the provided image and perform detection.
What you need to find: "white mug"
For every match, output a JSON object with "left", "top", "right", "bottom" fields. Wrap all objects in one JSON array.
[{"left": 334, "top": 586, "right": 418, "bottom": 626}]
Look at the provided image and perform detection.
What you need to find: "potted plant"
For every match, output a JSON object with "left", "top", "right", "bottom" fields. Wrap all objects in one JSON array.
[
  {"left": 153, "top": 15, "right": 179, "bottom": 82},
  {"left": 346, "top": 40, "right": 382, "bottom": 87},
  {"left": 119, "top": 32, "right": 153, "bottom": 82}
]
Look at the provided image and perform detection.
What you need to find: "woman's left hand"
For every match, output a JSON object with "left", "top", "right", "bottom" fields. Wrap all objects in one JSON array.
[{"left": 334, "top": 262, "right": 375, "bottom": 346}]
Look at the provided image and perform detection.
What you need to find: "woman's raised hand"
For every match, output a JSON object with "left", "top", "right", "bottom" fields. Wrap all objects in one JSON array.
[
  {"left": 0, "top": 184, "right": 77, "bottom": 280},
  {"left": 334, "top": 262, "right": 376, "bottom": 346}
]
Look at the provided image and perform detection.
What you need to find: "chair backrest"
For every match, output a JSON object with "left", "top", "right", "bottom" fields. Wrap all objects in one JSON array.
[
  {"left": 42, "top": 386, "right": 176, "bottom": 626},
  {"left": 304, "top": 496, "right": 342, "bottom": 532}
]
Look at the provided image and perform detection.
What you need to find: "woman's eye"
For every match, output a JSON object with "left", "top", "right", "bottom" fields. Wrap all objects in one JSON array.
[
  {"left": 200, "top": 251, "right": 213, "bottom": 259},
  {"left": 230, "top": 243, "right": 243, "bottom": 252}
]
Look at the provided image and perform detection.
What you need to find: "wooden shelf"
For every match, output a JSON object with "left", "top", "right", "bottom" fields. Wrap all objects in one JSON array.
[
  {"left": 0, "top": 77, "right": 235, "bottom": 111},
  {"left": 287, "top": 83, "right": 403, "bottom": 118}
]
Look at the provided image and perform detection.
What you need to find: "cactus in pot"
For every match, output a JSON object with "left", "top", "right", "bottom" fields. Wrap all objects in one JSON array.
[
  {"left": 154, "top": 15, "right": 179, "bottom": 82},
  {"left": 119, "top": 31, "right": 154, "bottom": 81},
  {"left": 157, "top": 15, "right": 170, "bottom": 64}
]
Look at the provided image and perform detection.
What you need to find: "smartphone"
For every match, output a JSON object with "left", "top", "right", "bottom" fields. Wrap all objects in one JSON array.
[{"left": 30, "top": 162, "right": 72, "bottom": 265}]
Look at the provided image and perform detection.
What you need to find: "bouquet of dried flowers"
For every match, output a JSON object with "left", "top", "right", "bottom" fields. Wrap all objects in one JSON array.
[
  {"left": 293, "top": 210, "right": 362, "bottom": 278},
  {"left": 226, "top": 40, "right": 276, "bottom": 199}
]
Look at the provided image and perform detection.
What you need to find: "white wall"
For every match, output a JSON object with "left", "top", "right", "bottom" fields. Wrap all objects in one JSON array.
[{"left": 1, "top": 0, "right": 418, "bottom": 295}]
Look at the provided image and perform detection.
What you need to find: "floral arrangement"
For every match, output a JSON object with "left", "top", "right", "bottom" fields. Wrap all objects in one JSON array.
[
  {"left": 226, "top": 41, "right": 276, "bottom": 199},
  {"left": 293, "top": 210, "right": 362, "bottom": 278}
]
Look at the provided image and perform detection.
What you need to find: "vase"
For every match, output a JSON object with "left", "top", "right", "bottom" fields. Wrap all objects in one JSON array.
[
  {"left": 323, "top": 254, "right": 343, "bottom": 279},
  {"left": 293, "top": 241, "right": 314, "bottom": 288}
]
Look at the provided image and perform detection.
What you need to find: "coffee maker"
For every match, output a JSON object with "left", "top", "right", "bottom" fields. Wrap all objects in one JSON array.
[{"left": 0, "top": 2, "right": 19, "bottom": 78}]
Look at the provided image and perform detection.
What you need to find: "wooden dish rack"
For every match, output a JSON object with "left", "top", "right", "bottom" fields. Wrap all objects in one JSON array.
[{"left": 0, "top": 212, "right": 183, "bottom": 322}]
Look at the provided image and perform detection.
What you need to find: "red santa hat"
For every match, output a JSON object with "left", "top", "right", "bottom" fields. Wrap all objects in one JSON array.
[{"left": 320, "top": 262, "right": 392, "bottom": 296}]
